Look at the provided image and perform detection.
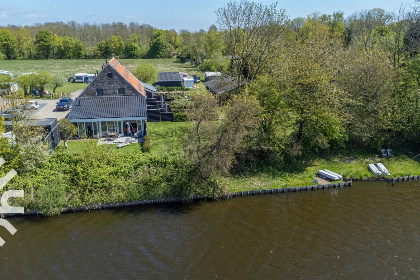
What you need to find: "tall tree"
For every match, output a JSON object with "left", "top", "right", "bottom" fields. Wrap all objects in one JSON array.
[
  {"left": 35, "top": 30, "right": 54, "bottom": 59},
  {"left": 0, "top": 28, "right": 18, "bottom": 59},
  {"left": 216, "top": 0, "right": 288, "bottom": 90},
  {"left": 146, "top": 30, "right": 173, "bottom": 58}
]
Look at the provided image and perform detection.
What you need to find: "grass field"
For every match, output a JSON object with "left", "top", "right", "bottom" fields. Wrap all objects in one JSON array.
[
  {"left": 1, "top": 58, "right": 205, "bottom": 97},
  {"left": 1, "top": 58, "right": 204, "bottom": 80}
]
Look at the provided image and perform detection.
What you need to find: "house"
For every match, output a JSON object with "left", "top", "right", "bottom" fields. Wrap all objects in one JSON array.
[
  {"left": 67, "top": 58, "right": 148, "bottom": 140},
  {"left": 154, "top": 72, "right": 183, "bottom": 88}
]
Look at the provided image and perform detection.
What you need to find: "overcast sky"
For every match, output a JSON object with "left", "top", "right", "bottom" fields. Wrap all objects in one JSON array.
[{"left": 0, "top": 0, "right": 417, "bottom": 32}]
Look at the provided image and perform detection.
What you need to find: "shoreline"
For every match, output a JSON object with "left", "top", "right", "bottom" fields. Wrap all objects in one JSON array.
[{"left": 6, "top": 174, "right": 420, "bottom": 218}]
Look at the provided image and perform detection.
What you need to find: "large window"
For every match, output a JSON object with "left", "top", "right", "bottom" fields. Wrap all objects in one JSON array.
[
  {"left": 96, "top": 88, "right": 104, "bottom": 96},
  {"left": 107, "top": 121, "right": 116, "bottom": 133},
  {"left": 101, "top": 121, "right": 107, "bottom": 136}
]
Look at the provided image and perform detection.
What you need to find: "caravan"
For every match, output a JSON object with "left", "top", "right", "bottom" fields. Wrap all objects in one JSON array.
[{"left": 0, "top": 70, "right": 18, "bottom": 94}]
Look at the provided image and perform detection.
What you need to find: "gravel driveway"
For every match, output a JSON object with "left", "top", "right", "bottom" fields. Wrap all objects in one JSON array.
[{"left": 33, "top": 89, "right": 83, "bottom": 120}]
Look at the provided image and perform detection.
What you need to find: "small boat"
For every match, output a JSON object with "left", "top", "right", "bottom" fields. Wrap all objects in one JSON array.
[
  {"left": 368, "top": 164, "right": 382, "bottom": 175},
  {"left": 376, "top": 163, "right": 391, "bottom": 175},
  {"left": 317, "top": 169, "right": 342, "bottom": 181}
]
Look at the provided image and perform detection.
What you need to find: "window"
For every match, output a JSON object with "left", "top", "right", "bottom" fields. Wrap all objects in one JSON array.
[
  {"left": 96, "top": 88, "right": 104, "bottom": 96},
  {"left": 118, "top": 88, "right": 125, "bottom": 95}
]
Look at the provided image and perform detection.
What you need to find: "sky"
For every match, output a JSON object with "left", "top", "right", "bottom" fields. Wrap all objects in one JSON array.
[{"left": 0, "top": 0, "right": 417, "bottom": 32}]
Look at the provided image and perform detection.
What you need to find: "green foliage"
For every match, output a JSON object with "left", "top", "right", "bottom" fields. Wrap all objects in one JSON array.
[
  {"left": 97, "top": 36, "right": 125, "bottom": 58},
  {"left": 50, "top": 75, "right": 66, "bottom": 93},
  {"left": 142, "top": 135, "right": 151, "bottom": 153},
  {"left": 32, "top": 172, "right": 68, "bottom": 216},
  {"left": 0, "top": 28, "right": 18, "bottom": 59},
  {"left": 55, "top": 36, "right": 84, "bottom": 59},
  {"left": 199, "top": 54, "right": 230, "bottom": 72},
  {"left": 132, "top": 62, "right": 158, "bottom": 84},
  {"left": 35, "top": 30, "right": 54, "bottom": 59},
  {"left": 146, "top": 30, "right": 174, "bottom": 58},
  {"left": 58, "top": 118, "right": 77, "bottom": 149},
  {"left": 124, "top": 34, "right": 144, "bottom": 58}
]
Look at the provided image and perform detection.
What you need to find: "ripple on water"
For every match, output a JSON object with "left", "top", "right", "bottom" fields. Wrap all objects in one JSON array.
[{"left": 2, "top": 181, "right": 420, "bottom": 278}]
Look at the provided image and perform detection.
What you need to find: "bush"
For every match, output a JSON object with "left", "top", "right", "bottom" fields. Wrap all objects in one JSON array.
[
  {"left": 173, "top": 112, "right": 188, "bottom": 122},
  {"left": 142, "top": 135, "right": 151, "bottom": 153},
  {"left": 33, "top": 173, "right": 68, "bottom": 216}
]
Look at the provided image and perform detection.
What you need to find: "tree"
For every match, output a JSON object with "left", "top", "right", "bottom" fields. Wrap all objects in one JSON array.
[
  {"left": 132, "top": 63, "right": 158, "bottom": 84},
  {"left": 124, "top": 34, "right": 143, "bottom": 58},
  {"left": 17, "top": 73, "right": 35, "bottom": 95},
  {"left": 0, "top": 28, "right": 18, "bottom": 59},
  {"left": 146, "top": 30, "right": 173, "bottom": 58},
  {"left": 216, "top": 0, "right": 288, "bottom": 90},
  {"left": 58, "top": 118, "right": 77, "bottom": 149},
  {"left": 34, "top": 71, "right": 51, "bottom": 94},
  {"left": 50, "top": 75, "right": 66, "bottom": 93},
  {"left": 35, "top": 30, "right": 54, "bottom": 59},
  {"left": 185, "top": 92, "right": 261, "bottom": 181},
  {"left": 11, "top": 28, "right": 32, "bottom": 59},
  {"left": 96, "top": 36, "right": 125, "bottom": 58}
]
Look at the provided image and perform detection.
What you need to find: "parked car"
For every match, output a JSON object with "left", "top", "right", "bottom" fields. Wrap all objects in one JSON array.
[
  {"left": 192, "top": 75, "right": 200, "bottom": 83},
  {"left": 30, "top": 88, "right": 39, "bottom": 95},
  {"left": 1, "top": 108, "right": 24, "bottom": 120},
  {"left": 19, "top": 100, "right": 39, "bottom": 110},
  {"left": 56, "top": 97, "right": 73, "bottom": 111}
]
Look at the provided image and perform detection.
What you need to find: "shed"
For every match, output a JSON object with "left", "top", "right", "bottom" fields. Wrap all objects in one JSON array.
[
  {"left": 154, "top": 72, "right": 183, "bottom": 88},
  {"left": 204, "top": 72, "right": 222, "bottom": 82}
]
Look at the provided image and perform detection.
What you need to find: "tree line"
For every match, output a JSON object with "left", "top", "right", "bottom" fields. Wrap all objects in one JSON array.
[{"left": 182, "top": 0, "right": 420, "bottom": 182}]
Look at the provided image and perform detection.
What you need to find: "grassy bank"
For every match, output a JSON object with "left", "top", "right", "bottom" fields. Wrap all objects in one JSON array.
[
  {"left": 7, "top": 121, "right": 420, "bottom": 217},
  {"left": 224, "top": 153, "right": 420, "bottom": 193},
  {"left": 61, "top": 122, "right": 420, "bottom": 193}
]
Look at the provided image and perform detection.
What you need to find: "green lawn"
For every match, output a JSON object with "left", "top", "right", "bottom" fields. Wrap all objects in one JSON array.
[{"left": 59, "top": 121, "right": 190, "bottom": 155}]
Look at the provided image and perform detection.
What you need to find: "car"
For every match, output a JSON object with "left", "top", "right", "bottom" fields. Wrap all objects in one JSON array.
[
  {"left": 56, "top": 97, "right": 73, "bottom": 111},
  {"left": 30, "top": 88, "right": 39, "bottom": 95},
  {"left": 19, "top": 100, "right": 39, "bottom": 110},
  {"left": 1, "top": 108, "right": 24, "bottom": 120},
  {"left": 192, "top": 75, "right": 200, "bottom": 83}
]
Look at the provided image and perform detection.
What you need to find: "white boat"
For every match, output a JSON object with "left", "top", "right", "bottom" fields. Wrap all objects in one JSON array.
[
  {"left": 368, "top": 164, "right": 382, "bottom": 175},
  {"left": 376, "top": 163, "right": 391, "bottom": 175},
  {"left": 317, "top": 169, "right": 342, "bottom": 181}
]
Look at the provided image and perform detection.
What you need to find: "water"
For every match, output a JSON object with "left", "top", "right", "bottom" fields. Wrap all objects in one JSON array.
[{"left": 2, "top": 181, "right": 420, "bottom": 279}]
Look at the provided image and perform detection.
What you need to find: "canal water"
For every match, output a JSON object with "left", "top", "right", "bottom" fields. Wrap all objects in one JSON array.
[{"left": 1, "top": 180, "right": 420, "bottom": 279}]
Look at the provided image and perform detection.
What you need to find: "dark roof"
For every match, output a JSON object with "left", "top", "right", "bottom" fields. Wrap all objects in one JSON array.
[
  {"left": 33, "top": 118, "right": 57, "bottom": 126},
  {"left": 158, "top": 72, "right": 182, "bottom": 82},
  {"left": 204, "top": 77, "right": 244, "bottom": 95},
  {"left": 4, "top": 118, "right": 56, "bottom": 127},
  {"left": 142, "top": 82, "right": 157, "bottom": 93},
  {"left": 109, "top": 58, "right": 145, "bottom": 96},
  {"left": 67, "top": 96, "right": 147, "bottom": 120}
]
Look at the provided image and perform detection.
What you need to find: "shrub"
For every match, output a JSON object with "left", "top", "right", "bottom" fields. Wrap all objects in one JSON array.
[{"left": 142, "top": 135, "right": 151, "bottom": 153}]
